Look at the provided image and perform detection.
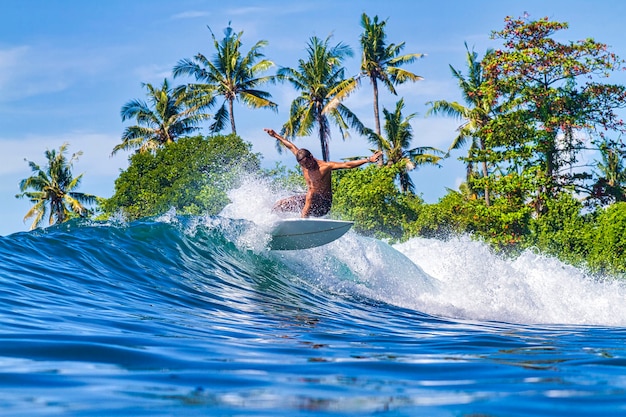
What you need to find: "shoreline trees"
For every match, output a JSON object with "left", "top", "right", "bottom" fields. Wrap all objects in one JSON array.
[
  {"left": 278, "top": 35, "right": 363, "bottom": 162},
  {"left": 16, "top": 15, "right": 626, "bottom": 274},
  {"left": 427, "top": 43, "right": 497, "bottom": 206},
  {"left": 16, "top": 143, "right": 96, "bottom": 230},
  {"left": 480, "top": 16, "right": 626, "bottom": 215},
  {"left": 365, "top": 99, "right": 443, "bottom": 193},
  {"left": 114, "top": 79, "right": 213, "bottom": 155},
  {"left": 359, "top": 13, "right": 424, "bottom": 138},
  {"left": 173, "top": 24, "right": 278, "bottom": 135}
]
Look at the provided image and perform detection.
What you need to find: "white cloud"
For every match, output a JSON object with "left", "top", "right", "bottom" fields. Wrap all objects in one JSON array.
[
  {"left": 0, "top": 45, "right": 30, "bottom": 86},
  {"left": 226, "top": 4, "right": 315, "bottom": 17},
  {"left": 171, "top": 11, "right": 211, "bottom": 20},
  {"left": 224, "top": 7, "right": 267, "bottom": 16},
  {"left": 0, "top": 45, "right": 71, "bottom": 100},
  {"left": 132, "top": 64, "right": 176, "bottom": 84},
  {"left": 0, "top": 43, "right": 124, "bottom": 102}
]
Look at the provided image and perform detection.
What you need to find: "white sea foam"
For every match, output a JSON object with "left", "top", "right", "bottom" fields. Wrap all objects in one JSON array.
[
  {"left": 220, "top": 175, "right": 284, "bottom": 227},
  {"left": 393, "top": 236, "right": 626, "bottom": 326},
  {"left": 273, "top": 232, "right": 437, "bottom": 305},
  {"left": 220, "top": 176, "right": 626, "bottom": 326},
  {"left": 218, "top": 176, "right": 285, "bottom": 251}
]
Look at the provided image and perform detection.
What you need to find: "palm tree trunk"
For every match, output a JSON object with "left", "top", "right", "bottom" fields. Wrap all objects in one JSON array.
[
  {"left": 229, "top": 98, "right": 237, "bottom": 134},
  {"left": 319, "top": 127, "right": 329, "bottom": 162},
  {"left": 53, "top": 199, "right": 65, "bottom": 225},
  {"left": 372, "top": 76, "right": 381, "bottom": 138},
  {"left": 314, "top": 102, "right": 331, "bottom": 161}
]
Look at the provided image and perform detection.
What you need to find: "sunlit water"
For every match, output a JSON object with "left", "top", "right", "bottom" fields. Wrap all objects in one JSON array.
[{"left": 1, "top": 180, "right": 625, "bottom": 416}]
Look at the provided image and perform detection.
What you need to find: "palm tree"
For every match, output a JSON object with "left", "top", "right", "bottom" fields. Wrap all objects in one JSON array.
[
  {"left": 279, "top": 35, "right": 364, "bottom": 162},
  {"left": 592, "top": 139, "right": 626, "bottom": 203},
  {"left": 173, "top": 24, "right": 277, "bottom": 135},
  {"left": 364, "top": 99, "right": 443, "bottom": 193},
  {"left": 16, "top": 143, "right": 97, "bottom": 230},
  {"left": 114, "top": 78, "right": 212, "bottom": 155},
  {"left": 426, "top": 43, "right": 496, "bottom": 205},
  {"left": 360, "top": 13, "right": 424, "bottom": 137}
]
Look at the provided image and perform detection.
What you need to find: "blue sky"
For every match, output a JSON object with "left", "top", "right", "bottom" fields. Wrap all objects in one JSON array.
[{"left": 2, "top": 0, "right": 626, "bottom": 235}]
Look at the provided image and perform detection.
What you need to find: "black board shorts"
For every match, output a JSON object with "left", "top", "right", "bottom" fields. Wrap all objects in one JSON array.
[{"left": 272, "top": 194, "right": 332, "bottom": 217}]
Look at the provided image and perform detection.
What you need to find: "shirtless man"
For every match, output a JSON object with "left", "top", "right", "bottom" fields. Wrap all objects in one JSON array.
[{"left": 264, "top": 128, "right": 382, "bottom": 218}]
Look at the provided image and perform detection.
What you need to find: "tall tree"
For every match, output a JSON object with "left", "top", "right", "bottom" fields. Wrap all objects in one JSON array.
[
  {"left": 16, "top": 143, "right": 96, "bottom": 230},
  {"left": 364, "top": 99, "right": 442, "bottom": 193},
  {"left": 103, "top": 135, "right": 260, "bottom": 221},
  {"left": 427, "top": 43, "right": 498, "bottom": 205},
  {"left": 482, "top": 15, "right": 626, "bottom": 213},
  {"left": 115, "top": 79, "right": 212, "bottom": 155},
  {"left": 173, "top": 24, "right": 277, "bottom": 134},
  {"left": 279, "top": 35, "right": 364, "bottom": 161},
  {"left": 359, "top": 13, "right": 424, "bottom": 137},
  {"left": 589, "top": 138, "right": 626, "bottom": 205}
]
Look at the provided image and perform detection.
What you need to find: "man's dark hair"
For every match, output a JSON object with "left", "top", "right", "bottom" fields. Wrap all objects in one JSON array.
[{"left": 296, "top": 149, "right": 312, "bottom": 162}]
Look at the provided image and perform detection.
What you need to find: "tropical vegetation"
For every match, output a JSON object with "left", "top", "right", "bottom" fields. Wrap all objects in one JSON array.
[
  {"left": 16, "top": 143, "right": 97, "bottom": 230},
  {"left": 427, "top": 43, "right": 498, "bottom": 205},
  {"left": 172, "top": 25, "right": 277, "bottom": 135},
  {"left": 364, "top": 99, "right": 443, "bottom": 193},
  {"left": 359, "top": 13, "right": 424, "bottom": 137},
  {"left": 15, "top": 14, "right": 626, "bottom": 276},
  {"left": 114, "top": 78, "right": 213, "bottom": 155},
  {"left": 102, "top": 134, "right": 260, "bottom": 221},
  {"left": 278, "top": 35, "right": 364, "bottom": 161}
]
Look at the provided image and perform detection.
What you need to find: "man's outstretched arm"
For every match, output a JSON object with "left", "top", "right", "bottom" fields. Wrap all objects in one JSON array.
[
  {"left": 264, "top": 128, "right": 299, "bottom": 155},
  {"left": 326, "top": 151, "right": 383, "bottom": 170}
]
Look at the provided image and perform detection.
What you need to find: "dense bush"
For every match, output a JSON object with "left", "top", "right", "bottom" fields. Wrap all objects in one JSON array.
[
  {"left": 102, "top": 134, "right": 260, "bottom": 220},
  {"left": 331, "top": 165, "right": 422, "bottom": 241},
  {"left": 526, "top": 193, "right": 594, "bottom": 267},
  {"left": 587, "top": 203, "right": 626, "bottom": 274},
  {"left": 100, "top": 135, "right": 626, "bottom": 276}
]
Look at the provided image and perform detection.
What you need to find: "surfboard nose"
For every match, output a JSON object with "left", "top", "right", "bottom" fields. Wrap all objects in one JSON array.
[{"left": 269, "top": 219, "right": 354, "bottom": 250}]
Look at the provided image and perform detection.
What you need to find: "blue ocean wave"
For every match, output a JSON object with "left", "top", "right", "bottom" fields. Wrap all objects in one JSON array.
[{"left": 1, "top": 217, "right": 626, "bottom": 415}]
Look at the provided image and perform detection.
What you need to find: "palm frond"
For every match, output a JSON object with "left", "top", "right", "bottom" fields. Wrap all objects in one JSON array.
[
  {"left": 426, "top": 100, "right": 468, "bottom": 119},
  {"left": 209, "top": 102, "right": 229, "bottom": 134}
]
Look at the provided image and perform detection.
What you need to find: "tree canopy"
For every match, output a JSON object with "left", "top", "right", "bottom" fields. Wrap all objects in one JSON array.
[
  {"left": 103, "top": 134, "right": 260, "bottom": 220},
  {"left": 278, "top": 35, "right": 364, "bottom": 161},
  {"left": 115, "top": 79, "right": 213, "bottom": 155},
  {"left": 16, "top": 143, "right": 96, "bottom": 230},
  {"left": 173, "top": 24, "right": 277, "bottom": 135}
]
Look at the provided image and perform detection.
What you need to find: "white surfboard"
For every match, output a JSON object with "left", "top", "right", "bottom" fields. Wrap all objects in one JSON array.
[{"left": 269, "top": 219, "right": 354, "bottom": 250}]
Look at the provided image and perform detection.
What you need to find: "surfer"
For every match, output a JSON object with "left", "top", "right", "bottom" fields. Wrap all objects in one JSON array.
[{"left": 264, "top": 128, "right": 382, "bottom": 218}]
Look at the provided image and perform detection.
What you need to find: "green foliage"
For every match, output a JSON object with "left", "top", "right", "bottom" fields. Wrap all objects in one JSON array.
[
  {"left": 587, "top": 203, "right": 626, "bottom": 274},
  {"left": 406, "top": 190, "right": 466, "bottom": 239},
  {"left": 481, "top": 15, "right": 626, "bottom": 210},
  {"left": 115, "top": 79, "right": 212, "bottom": 155},
  {"left": 408, "top": 189, "right": 532, "bottom": 251},
  {"left": 173, "top": 24, "right": 277, "bottom": 135},
  {"left": 102, "top": 134, "right": 260, "bottom": 220},
  {"left": 16, "top": 143, "right": 97, "bottom": 230},
  {"left": 278, "top": 35, "right": 363, "bottom": 161},
  {"left": 426, "top": 43, "right": 497, "bottom": 205},
  {"left": 331, "top": 165, "right": 423, "bottom": 241},
  {"left": 262, "top": 162, "right": 306, "bottom": 193},
  {"left": 364, "top": 99, "right": 443, "bottom": 193},
  {"left": 588, "top": 137, "right": 626, "bottom": 206},
  {"left": 527, "top": 192, "right": 593, "bottom": 266}
]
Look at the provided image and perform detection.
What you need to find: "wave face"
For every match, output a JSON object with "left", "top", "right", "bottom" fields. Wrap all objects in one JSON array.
[{"left": 2, "top": 186, "right": 626, "bottom": 415}]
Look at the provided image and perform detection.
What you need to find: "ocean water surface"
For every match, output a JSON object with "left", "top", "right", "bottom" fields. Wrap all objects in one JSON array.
[{"left": 1, "top": 183, "right": 626, "bottom": 416}]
